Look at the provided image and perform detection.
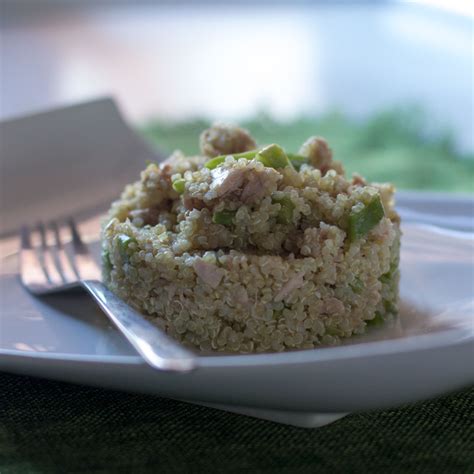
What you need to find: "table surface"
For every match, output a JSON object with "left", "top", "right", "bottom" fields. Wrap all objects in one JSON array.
[{"left": 0, "top": 372, "right": 472, "bottom": 474}]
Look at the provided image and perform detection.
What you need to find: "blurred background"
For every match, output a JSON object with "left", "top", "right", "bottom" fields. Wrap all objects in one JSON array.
[{"left": 1, "top": 0, "right": 473, "bottom": 191}]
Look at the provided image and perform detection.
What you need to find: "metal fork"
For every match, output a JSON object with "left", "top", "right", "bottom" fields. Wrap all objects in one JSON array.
[{"left": 20, "top": 219, "right": 196, "bottom": 372}]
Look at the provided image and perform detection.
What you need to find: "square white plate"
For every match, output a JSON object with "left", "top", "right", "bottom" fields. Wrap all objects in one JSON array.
[
  {"left": 1, "top": 219, "right": 473, "bottom": 427},
  {"left": 1, "top": 99, "right": 472, "bottom": 427}
]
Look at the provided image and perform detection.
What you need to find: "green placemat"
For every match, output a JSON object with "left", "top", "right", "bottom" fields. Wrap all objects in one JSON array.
[{"left": 0, "top": 372, "right": 472, "bottom": 474}]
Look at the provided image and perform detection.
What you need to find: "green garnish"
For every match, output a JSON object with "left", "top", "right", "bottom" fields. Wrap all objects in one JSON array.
[
  {"left": 172, "top": 178, "right": 186, "bottom": 194},
  {"left": 117, "top": 234, "right": 137, "bottom": 259},
  {"left": 273, "top": 195, "right": 295, "bottom": 225},
  {"left": 256, "top": 144, "right": 292, "bottom": 169},
  {"left": 348, "top": 195, "right": 385, "bottom": 242},
  {"left": 287, "top": 153, "right": 308, "bottom": 171},
  {"left": 212, "top": 210, "right": 236, "bottom": 226},
  {"left": 204, "top": 150, "right": 258, "bottom": 169}
]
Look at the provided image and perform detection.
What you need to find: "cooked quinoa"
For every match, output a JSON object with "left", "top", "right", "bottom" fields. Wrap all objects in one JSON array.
[{"left": 102, "top": 123, "right": 401, "bottom": 353}]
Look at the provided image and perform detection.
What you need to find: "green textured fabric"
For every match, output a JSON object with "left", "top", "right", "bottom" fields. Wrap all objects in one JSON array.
[{"left": 0, "top": 373, "right": 472, "bottom": 474}]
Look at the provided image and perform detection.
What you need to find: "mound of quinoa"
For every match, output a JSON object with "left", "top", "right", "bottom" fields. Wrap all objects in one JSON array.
[{"left": 102, "top": 123, "right": 401, "bottom": 353}]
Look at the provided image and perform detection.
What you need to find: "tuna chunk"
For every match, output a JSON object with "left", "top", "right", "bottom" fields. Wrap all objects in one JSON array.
[
  {"left": 351, "top": 173, "right": 367, "bottom": 187},
  {"left": 205, "top": 167, "right": 246, "bottom": 200},
  {"left": 205, "top": 165, "right": 280, "bottom": 204},
  {"left": 193, "top": 259, "right": 225, "bottom": 288},
  {"left": 323, "top": 297, "right": 345, "bottom": 315},
  {"left": 299, "top": 136, "right": 333, "bottom": 174},
  {"left": 200, "top": 123, "right": 257, "bottom": 158},
  {"left": 128, "top": 208, "right": 160, "bottom": 226},
  {"left": 160, "top": 151, "right": 207, "bottom": 174},
  {"left": 240, "top": 168, "right": 273, "bottom": 204},
  {"left": 183, "top": 196, "right": 207, "bottom": 211},
  {"left": 233, "top": 286, "right": 249, "bottom": 305},
  {"left": 274, "top": 271, "right": 305, "bottom": 302}
]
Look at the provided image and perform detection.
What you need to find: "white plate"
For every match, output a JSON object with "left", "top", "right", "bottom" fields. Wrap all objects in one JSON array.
[
  {"left": 1, "top": 100, "right": 473, "bottom": 426},
  {"left": 1, "top": 220, "right": 473, "bottom": 427}
]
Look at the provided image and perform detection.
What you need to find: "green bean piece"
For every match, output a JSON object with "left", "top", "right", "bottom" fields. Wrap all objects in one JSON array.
[
  {"left": 204, "top": 150, "right": 258, "bottom": 169},
  {"left": 102, "top": 249, "right": 112, "bottom": 275},
  {"left": 172, "top": 178, "right": 186, "bottom": 194},
  {"left": 212, "top": 210, "right": 236, "bottom": 226},
  {"left": 273, "top": 195, "right": 295, "bottom": 224},
  {"left": 204, "top": 156, "right": 226, "bottom": 169},
  {"left": 232, "top": 149, "right": 259, "bottom": 160},
  {"left": 287, "top": 153, "right": 308, "bottom": 171},
  {"left": 117, "top": 234, "right": 137, "bottom": 259},
  {"left": 348, "top": 196, "right": 385, "bottom": 242},
  {"left": 256, "top": 144, "right": 292, "bottom": 169}
]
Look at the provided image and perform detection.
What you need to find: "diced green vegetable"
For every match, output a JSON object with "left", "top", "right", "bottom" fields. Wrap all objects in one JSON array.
[
  {"left": 287, "top": 153, "right": 308, "bottom": 171},
  {"left": 204, "top": 156, "right": 226, "bottom": 169},
  {"left": 383, "top": 300, "right": 398, "bottom": 315},
  {"left": 117, "top": 234, "right": 137, "bottom": 259},
  {"left": 367, "top": 311, "right": 385, "bottom": 327},
  {"left": 204, "top": 146, "right": 294, "bottom": 170},
  {"left": 102, "top": 249, "right": 112, "bottom": 275},
  {"left": 380, "top": 271, "right": 391, "bottom": 284},
  {"left": 348, "top": 195, "right": 385, "bottom": 242},
  {"left": 212, "top": 210, "right": 236, "bottom": 226},
  {"left": 172, "top": 178, "right": 186, "bottom": 193},
  {"left": 349, "top": 276, "right": 364, "bottom": 294},
  {"left": 272, "top": 309, "right": 283, "bottom": 320},
  {"left": 273, "top": 195, "right": 295, "bottom": 224},
  {"left": 325, "top": 325, "right": 340, "bottom": 336},
  {"left": 231, "top": 149, "right": 259, "bottom": 160},
  {"left": 256, "top": 144, "right": 292, "bottom": 169},
  {"left": 379, "top": 264, "right": 397, "bottom": 284},
  {"left": 204, "top": 150, "right": 258, "bottom": 169},
  {"left": 380, "top": 261, "right": 398, "bottom": 284}
]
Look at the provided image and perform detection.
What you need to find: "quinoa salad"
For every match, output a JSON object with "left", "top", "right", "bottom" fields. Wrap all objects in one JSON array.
[{"left": 102, "top": 123, "right": 401, "bottom": 353}]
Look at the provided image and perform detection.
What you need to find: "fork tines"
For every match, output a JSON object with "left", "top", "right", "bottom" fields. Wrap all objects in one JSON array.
[{"left": 20, "top": 218, "right": 99, "bottom": 294}]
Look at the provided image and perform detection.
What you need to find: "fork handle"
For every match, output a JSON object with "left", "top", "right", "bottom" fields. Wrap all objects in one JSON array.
[{"left": 82, "top": 280, "right": 196, "bottom": 372}]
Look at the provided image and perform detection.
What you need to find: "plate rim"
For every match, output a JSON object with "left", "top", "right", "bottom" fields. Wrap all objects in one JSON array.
[{"left": 1, "top": 327, "right": 471, "bottom": 369}]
